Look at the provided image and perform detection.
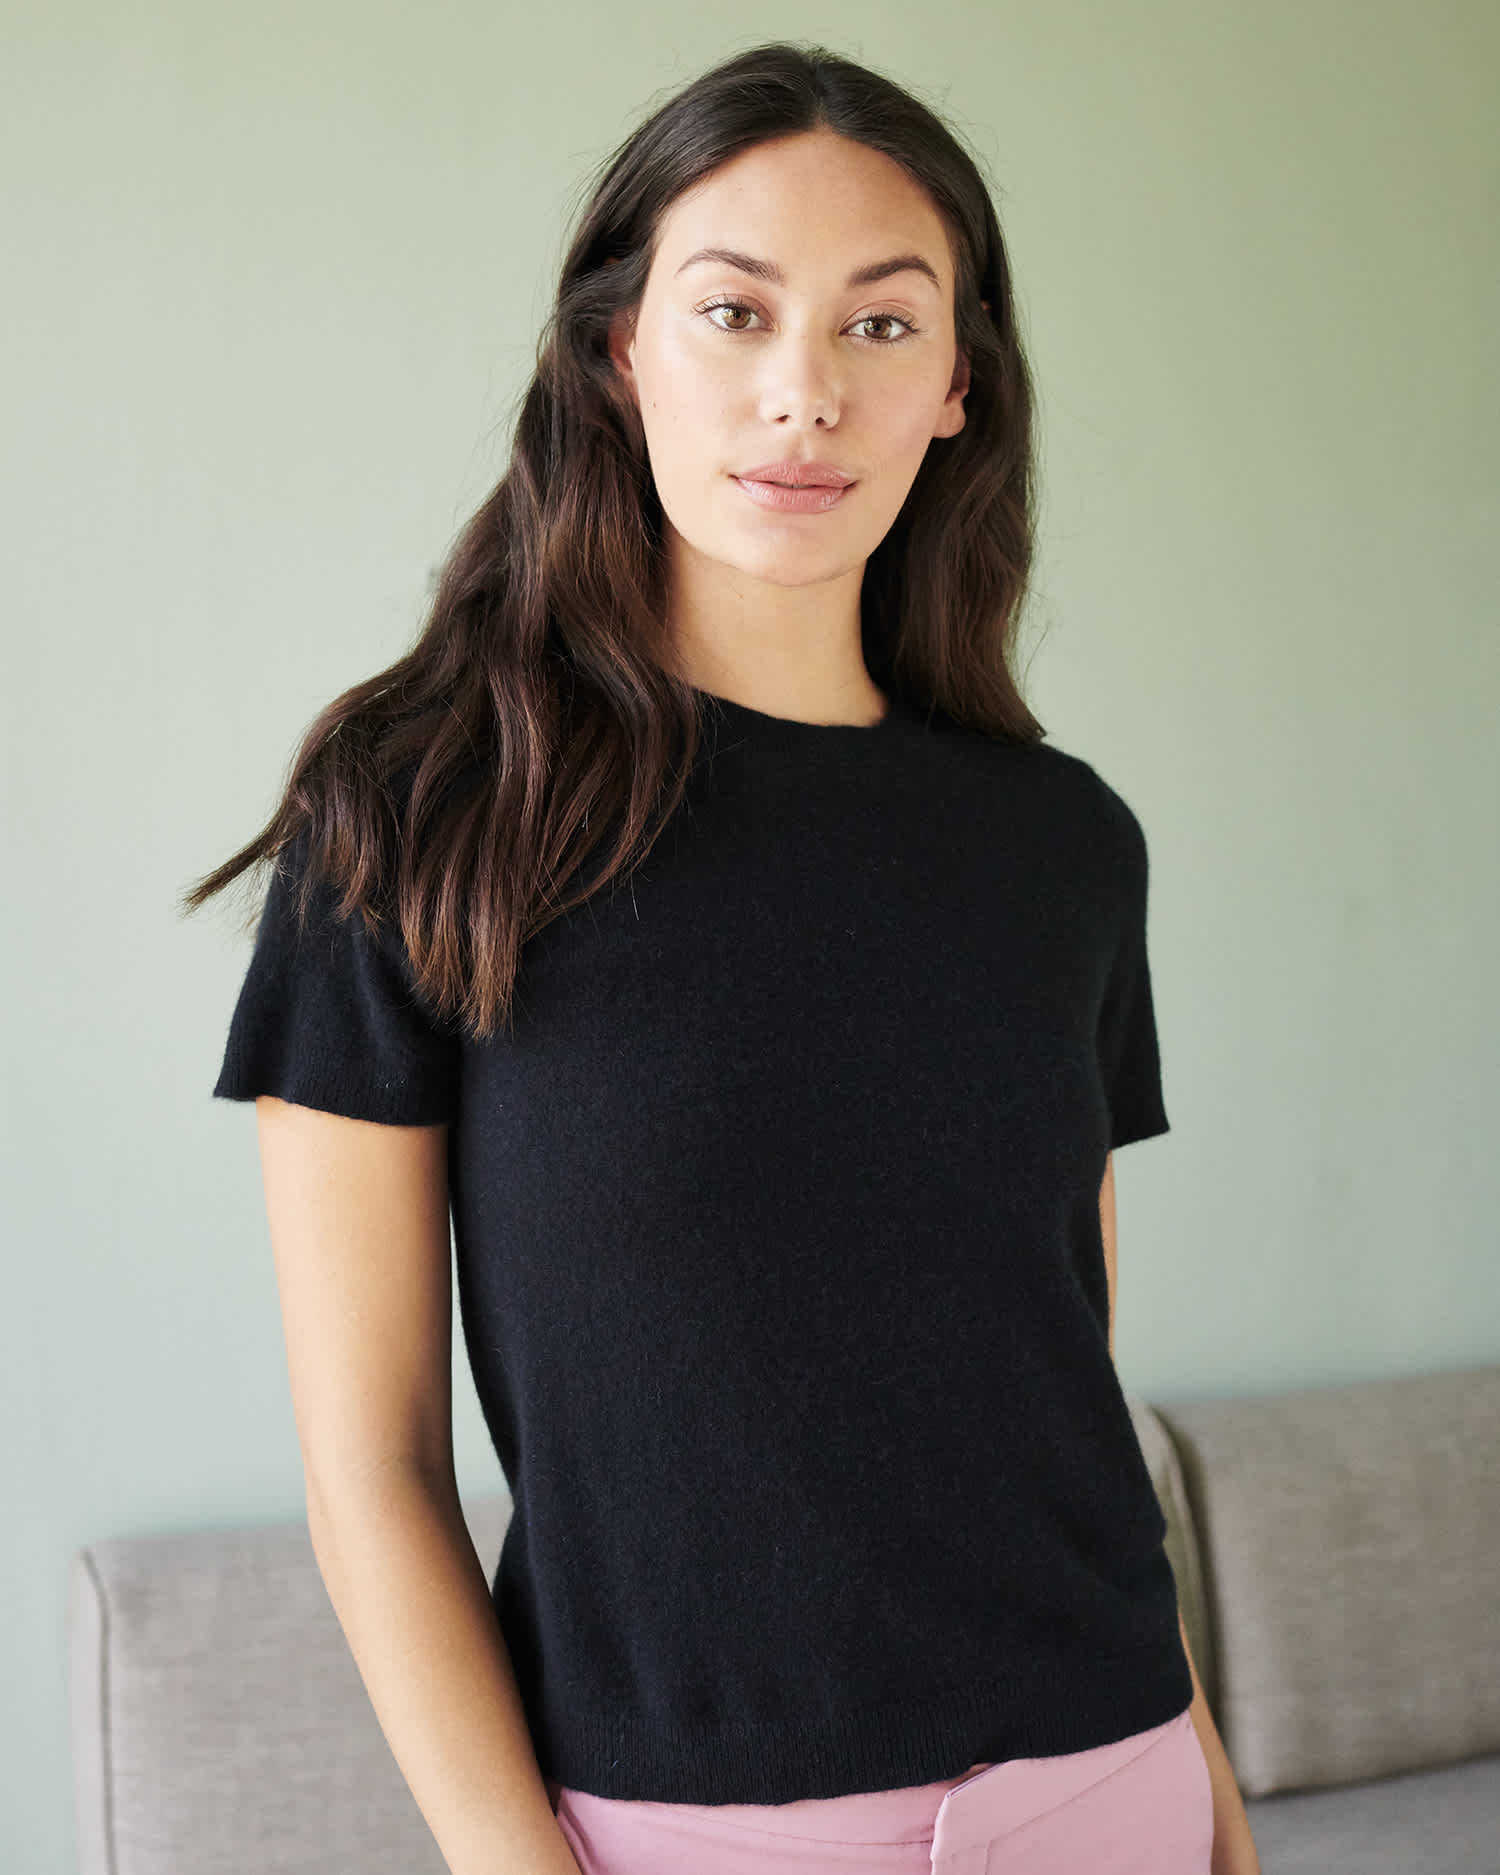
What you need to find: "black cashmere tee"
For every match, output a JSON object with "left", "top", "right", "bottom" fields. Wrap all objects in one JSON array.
[{"left": 212, "top": 687, "right": 1188, "bottom": 1805}]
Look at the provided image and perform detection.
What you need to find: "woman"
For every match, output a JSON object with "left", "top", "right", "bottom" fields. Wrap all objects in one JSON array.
[{"left": 189, "top": 39, "right": 1260, "bottom": 1875}]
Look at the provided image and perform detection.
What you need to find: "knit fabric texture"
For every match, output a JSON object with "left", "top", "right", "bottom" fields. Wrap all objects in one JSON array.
[{"left": 212, "top": 688, "right": 1189, "bottom": 1805}]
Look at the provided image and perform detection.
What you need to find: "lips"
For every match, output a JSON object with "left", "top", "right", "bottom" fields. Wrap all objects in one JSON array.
[
  {"left": 735, "top": 460, "right": 854, "bottom": 489},
  {"left": 733, "top": 474, "right": 853, "bottom": 514}
]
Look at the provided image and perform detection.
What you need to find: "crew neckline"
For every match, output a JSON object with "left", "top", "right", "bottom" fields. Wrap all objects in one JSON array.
[{"left": 692, "top": 685, "right": 901, "bottom": 735}]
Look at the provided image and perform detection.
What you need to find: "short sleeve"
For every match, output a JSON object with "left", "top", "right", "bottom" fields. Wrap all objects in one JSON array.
[
  {"left": 211, "top": 828, "right": 461, "bottom": 1125},
  {"left": 1095, "top": 794, "right": 1171, "bottom": 1150}
]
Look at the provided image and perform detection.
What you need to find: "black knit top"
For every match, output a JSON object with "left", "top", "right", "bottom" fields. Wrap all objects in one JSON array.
[{"left": 212, "top": 687, "right": 1189, "bottom": 1804}]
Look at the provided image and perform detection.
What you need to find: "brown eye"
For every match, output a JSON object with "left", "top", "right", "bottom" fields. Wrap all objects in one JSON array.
[{"left": 701, "top": 300, "right": 759, "bottom": 332}]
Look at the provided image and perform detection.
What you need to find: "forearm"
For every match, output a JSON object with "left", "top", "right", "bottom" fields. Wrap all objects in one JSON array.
[
  {"left": 1178, "top": 1610, "right": 1261, "bottom": 1875},
  {"left": 307, "top": 1462, "right": 581, "bottom": 1875}
]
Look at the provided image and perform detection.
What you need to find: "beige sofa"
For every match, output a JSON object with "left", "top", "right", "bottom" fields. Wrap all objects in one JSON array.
[{"left": 69, "top": 1363, "right": 1500, "bottom": 1874}]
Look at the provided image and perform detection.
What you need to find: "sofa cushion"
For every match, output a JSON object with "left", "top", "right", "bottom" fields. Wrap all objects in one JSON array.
[
  {"left": 1242, "top": 1749, "right": 1500, "bottom": 1874},
  {"left": 69, "top": 1494, "right": 513, "bottom": 1875},
  {"left": 1156, "top": 1363, "right": 1500, "bottom": 1798}
]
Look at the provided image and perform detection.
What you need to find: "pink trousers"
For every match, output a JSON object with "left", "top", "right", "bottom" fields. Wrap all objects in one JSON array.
[{"left": 546, "top": 1705, "right": 1213, "bottom": 1873}]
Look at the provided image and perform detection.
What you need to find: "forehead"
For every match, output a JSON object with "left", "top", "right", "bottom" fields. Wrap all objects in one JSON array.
[{"left": 652, "top": 132, "right": 955, "bottom": 288}]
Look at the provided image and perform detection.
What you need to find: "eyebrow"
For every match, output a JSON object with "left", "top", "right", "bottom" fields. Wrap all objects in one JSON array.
[{"left": 673, "top": 247, "right": 943, "bottom": 293}]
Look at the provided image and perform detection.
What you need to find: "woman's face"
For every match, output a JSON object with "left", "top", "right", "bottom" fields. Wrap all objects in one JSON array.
[{"left": 608, "top": 128, "right": 973, "bottom": 600}]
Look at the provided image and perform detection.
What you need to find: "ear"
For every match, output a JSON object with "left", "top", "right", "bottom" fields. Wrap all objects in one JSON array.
[
  {"left": 935, "top": 341, "right": 974, "bottom": 440},
  {"left": 936, "top": 298, "right": 990, "bottom": 439},
  {"left": 607, "top": 309, "right": 636, "bottom": 392},
  {"left": 950, "top": 347, "right": 971, "bottom": 401},
  {"left": 603, "top": 257, "right": 639, "bottom": 406}
]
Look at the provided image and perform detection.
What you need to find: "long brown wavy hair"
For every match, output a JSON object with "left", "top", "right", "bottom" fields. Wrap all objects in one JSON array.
[{"left": 182, "top": 39, "right": 1044, "bottom": 1042}]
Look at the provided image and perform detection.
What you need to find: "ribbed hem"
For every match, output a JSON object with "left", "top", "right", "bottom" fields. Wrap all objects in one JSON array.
[
  {"left": 211, "top": 1051, "right": 454, "bottom": 1126},
  {"left": 528, "top": 1635, "right": 1194, "bottom": 1805}
]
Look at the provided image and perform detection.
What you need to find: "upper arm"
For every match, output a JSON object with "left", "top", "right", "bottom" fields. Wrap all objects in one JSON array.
[
  {"left": 254, "top": 1095, "right": 456, "bottom": 1514},
  {"left": 1099, "top": 1150, "right": 1118, "bottom": 1361}
]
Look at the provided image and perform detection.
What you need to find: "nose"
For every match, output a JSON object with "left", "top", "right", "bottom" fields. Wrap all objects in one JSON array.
[{"left": 757, "top": 333, "right": 843, "bottom": 430}]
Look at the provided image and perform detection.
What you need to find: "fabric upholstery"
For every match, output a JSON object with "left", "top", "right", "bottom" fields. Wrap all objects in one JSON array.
[
  {"left": 69, "top": 1496, "right": 511, "bottom": 1875},
  {"left": 1156, "top": 1363, "right": 1500, "bottom": 1798},
  {"left": 1241, "top": 1751, "right": 1500, "bottom": 1874}
]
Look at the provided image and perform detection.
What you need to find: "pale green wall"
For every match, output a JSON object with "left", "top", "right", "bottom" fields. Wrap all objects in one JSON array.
[{"left": 4, "top": 3, "right": 1495, "bottom": 1869}]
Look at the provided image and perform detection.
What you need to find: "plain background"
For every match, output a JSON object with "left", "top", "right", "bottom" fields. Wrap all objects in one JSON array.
[{"left": 4, "top": 4, "right": 1496, "bottom": 1870}]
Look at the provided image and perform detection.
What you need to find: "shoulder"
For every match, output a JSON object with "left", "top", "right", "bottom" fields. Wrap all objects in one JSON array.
[
  {"left": 260, "top": 807, "right": 415, "bottom": 994},
  {"left": 941, "top": 722, "right": 1149, "bottom": 867},
  {"left": 1052, "top": 747, "right": 1150, "bottom": 872}
]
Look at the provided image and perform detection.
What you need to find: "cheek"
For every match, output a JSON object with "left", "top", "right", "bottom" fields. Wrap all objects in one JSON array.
[
  {"left": 885, "top": 380, "right": 955, "bottom": 454},
  {"left": 638, "top": 349, "right": 739, "bottom": 481},
  {"left": 642, "top": 324, "right": 732, "bottom": 413}
]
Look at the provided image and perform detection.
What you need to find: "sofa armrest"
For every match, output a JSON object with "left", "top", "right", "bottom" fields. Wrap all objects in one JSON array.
[
  {"left": 1125, "top": 1394, "right": 1217, "bottom": 1718},
  {"left": 68, "top": 1492, "right": 513, "bottom": 1875}
]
